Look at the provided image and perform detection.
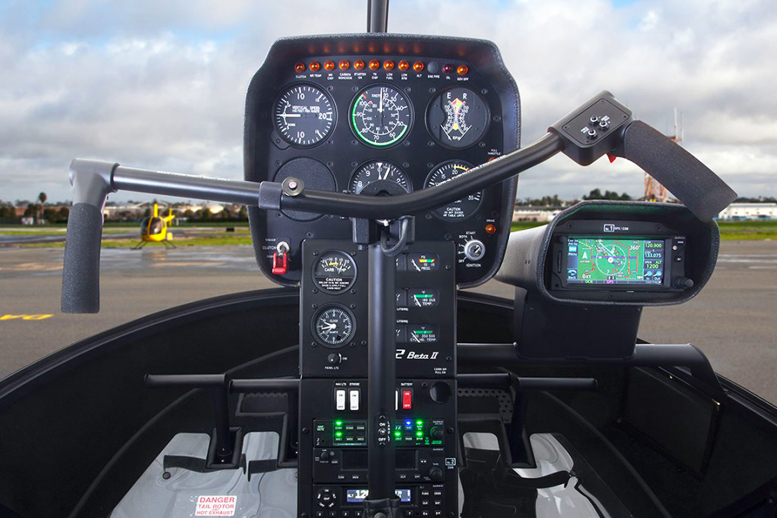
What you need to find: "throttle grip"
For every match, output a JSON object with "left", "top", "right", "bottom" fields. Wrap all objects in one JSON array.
[
  {"left": 618, "top": 121, "right": 737, "bottom": 221},
  {"left": 61, "top": 203, "right": 103, "bottom": 313}
]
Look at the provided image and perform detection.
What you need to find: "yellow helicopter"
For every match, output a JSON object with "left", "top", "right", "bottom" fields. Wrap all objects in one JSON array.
[{"left": 132, "top": 202, "right": 176, "bottom": 249}]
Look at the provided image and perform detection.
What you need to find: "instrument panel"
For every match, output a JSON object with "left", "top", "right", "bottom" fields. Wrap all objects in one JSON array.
[{"left": 245, "top": 35, "right": 520, "bottom": 287}]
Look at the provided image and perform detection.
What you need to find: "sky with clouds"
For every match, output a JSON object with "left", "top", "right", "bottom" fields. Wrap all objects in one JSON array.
[{"left": 1, "top": 0, "right": 775, "bottom": 204}]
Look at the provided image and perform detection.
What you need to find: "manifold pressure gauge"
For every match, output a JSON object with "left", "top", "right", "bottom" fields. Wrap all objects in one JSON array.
[{"left": 313, "top": 305, "right": 356, "bottom": 347}]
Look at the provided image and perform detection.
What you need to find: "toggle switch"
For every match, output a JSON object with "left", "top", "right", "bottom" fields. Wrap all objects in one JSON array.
[
  {"left": 402, "top": 390, "right": 413, "bottom": 410},
  {"left": 349, "top": 389, "right": 360, "bottom": 411},
  {"left": 335, "top": 389, "right": 346, "bottom": 411}
]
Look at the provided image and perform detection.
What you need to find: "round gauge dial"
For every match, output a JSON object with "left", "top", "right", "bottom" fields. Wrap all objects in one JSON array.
[
  {"left": 351, "top": 85, "right": 412, "bottom": 147},
  {"left": 349, "top": 161, "right": 412, "bottom": 194},
  {"left": 426, "top": 87, "right": 489, "bottom": 149},
  {"left": 424, "top": 160, "right": 483, "bottom": 221},
  {"left": 274, "top": 84, "right": 335, "bottom": 147},
  {"left": 313, "top": 251, "right": 357, "bottom": 294},
  {"left": 314, "top": 305, "right": 356, "bottom": 347}
]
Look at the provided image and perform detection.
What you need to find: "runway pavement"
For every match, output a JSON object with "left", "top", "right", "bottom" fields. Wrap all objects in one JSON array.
[{"left": 1, "top": 240, "right": 775, "bottom": 404}]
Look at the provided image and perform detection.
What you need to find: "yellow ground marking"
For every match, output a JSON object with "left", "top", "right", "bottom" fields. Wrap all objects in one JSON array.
[{"left": 0, "top": 314, "right": 54, "bottom": 321}]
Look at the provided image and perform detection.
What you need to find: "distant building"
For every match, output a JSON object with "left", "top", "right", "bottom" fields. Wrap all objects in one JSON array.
[
  {"left": 717, "top": 203, "right": 777, "bottom": 220},
  {"left": 513, "top": 207, "right": 562, "bottom": 223}
]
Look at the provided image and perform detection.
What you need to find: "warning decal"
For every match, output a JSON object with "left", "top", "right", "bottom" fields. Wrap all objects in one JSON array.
[{"left": 195, "top": 495, "right": 237, "bottom": 516}]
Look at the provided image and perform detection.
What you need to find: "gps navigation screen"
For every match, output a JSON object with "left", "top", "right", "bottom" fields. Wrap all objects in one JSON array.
[{"left": 565, "top": 237, "right": 665, "bottom": 286}]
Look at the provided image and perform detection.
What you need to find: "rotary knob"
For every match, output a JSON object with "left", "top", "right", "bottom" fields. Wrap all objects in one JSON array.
[
  {"left": 463, "top": 240, "right": 486, "bottom": 261},
  {"left": 428, "top": 466, "right": 444, "bottom": 482},
  {"left": 430, "top": 426, "right": 444, "bottom": 440}
]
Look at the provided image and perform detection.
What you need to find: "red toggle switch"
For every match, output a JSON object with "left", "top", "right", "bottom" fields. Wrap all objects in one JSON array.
[
  {"left": 402, "top": 390, "right": 412, "bottom": 410},
  {"left": 272, "top": 251, "right": 288, "bottom": 275}
]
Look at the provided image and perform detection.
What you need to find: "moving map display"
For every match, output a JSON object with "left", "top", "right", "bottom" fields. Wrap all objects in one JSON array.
[{"left": 566, "top": 237, "right": 665, "bottom": 285}]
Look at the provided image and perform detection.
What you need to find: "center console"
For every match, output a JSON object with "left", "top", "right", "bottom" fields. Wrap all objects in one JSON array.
[{"left": 298, "top": 240, "right": 458, "bottom": 518}]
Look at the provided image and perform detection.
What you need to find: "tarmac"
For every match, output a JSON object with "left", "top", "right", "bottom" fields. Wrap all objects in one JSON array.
[{"left": 1, "top": 240, "right": 775, "bottom": 404}]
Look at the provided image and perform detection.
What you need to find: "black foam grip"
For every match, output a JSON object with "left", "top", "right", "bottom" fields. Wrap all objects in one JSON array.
[
  {"left": 620, "top": 121, "right": 737, "bottom": 221},
  {"left": 61, "top": 203, "right": 103, "bottom": 313}
]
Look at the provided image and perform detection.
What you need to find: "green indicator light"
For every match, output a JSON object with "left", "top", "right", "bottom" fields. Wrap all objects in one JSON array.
[
  {"left": 394, "top": 431, "right": 402, "bottom": 437},
  {"left": 335, "top": 420, "right": 343, "bottom": 426},
  {"left": 416, "top": 420, "right": 423, "bottom": 426},
  {"left": 335, "top": 432, "right": 343, "bottom": 437},
  {"left": 416, "top": 431, "right": 424, "bottom": 437}
]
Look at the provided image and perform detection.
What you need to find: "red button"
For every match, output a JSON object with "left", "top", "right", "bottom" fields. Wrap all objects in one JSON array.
[{"left": 402, "top": 390, "right": 412, "bottom": 410}]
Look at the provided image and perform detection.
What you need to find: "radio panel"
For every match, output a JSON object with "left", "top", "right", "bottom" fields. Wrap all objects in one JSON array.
[{"left": 299, "top": 379, "right": 457, "bottom": 518}]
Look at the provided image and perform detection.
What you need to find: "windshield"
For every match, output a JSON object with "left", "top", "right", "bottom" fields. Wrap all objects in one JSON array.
[{"left": 0, "top": 1, "right": 775, "bottom": 408}]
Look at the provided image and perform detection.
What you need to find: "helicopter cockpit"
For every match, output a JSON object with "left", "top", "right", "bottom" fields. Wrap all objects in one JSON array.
[{"left": 6, "top": 2, "right": 777, "bottom": 518}]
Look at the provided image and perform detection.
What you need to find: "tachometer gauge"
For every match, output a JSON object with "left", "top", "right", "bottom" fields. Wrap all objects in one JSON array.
[
  {"left": 424, "top": 160, "right": 483, "bottom": 221},
  {"left": 349, "top": 161, "right": 411, "bottom": 194},
  {"left": 313, "top": 305, "right": 356, "bottom": 347},
  {"left": 274, "top": 84, "right": 335, "bottom": 147},
  {"left": 426, "top": 87, "right": 489, "bottom": 149},
  {"left": 351, "top": 85, "right": 412, "bottom": 147},
  {"left": 313, "top": 251, "right": 357, "bottom": 294}
]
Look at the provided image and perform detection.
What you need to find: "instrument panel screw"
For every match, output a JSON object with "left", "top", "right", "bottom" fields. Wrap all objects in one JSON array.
[
  {"left": 493, "top": 115, "right": 501, "bottom": 122},
  {"left": 302, "top": 427, "right": 309, "bottom": 434},
  {"left": 162, "top": 472, "right": 171, "bottom": 480}
]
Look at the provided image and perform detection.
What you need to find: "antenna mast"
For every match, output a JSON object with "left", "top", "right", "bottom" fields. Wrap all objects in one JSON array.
[
  {"left": 367, "top": 0, "right": 389, "bottom": 33},
  {"left": 644, "top": 108, "right": 681, "bottom": 203}
]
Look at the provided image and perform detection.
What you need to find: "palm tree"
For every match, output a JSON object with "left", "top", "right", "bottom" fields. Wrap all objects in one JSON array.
[{"left": 37, "top": 192, "right": 47, "bottom": 223}]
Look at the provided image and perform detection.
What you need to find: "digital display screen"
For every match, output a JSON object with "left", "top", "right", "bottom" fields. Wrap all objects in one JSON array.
[
  {"left": 346, "top": 489, "right": 412, "bottom": 503},
  {"left": 565, "top": 237, "right": 665, "bottom": 285}
]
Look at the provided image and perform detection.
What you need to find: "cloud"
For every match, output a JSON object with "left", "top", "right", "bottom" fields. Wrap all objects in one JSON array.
[{"left": 1, "top": 0, "right": 775, "bottom": 203}]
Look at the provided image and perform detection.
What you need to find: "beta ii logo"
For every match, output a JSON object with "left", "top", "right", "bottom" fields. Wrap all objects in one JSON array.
[{"left": 395, "top": 349, "right": 439, "bottom": 360}]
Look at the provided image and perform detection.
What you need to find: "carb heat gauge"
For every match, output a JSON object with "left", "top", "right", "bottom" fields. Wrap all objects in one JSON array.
[
  {"left": 312, "top": 251, "right": 357, "bottom": 294},
  {"left": 351, "top": 85, "right": 412, "bottom": 147},
  {"left": 274, "top": 84, "right": 335, "bottom": 147},
  {"left": 426, "top": 87, "right": 489, "bottom": 149},
  {"left": 313, "top": 305, "right": 356, "bottom": 347},
  {"left": 424, "top": 160, "right": 483, "bottom": 221}
]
